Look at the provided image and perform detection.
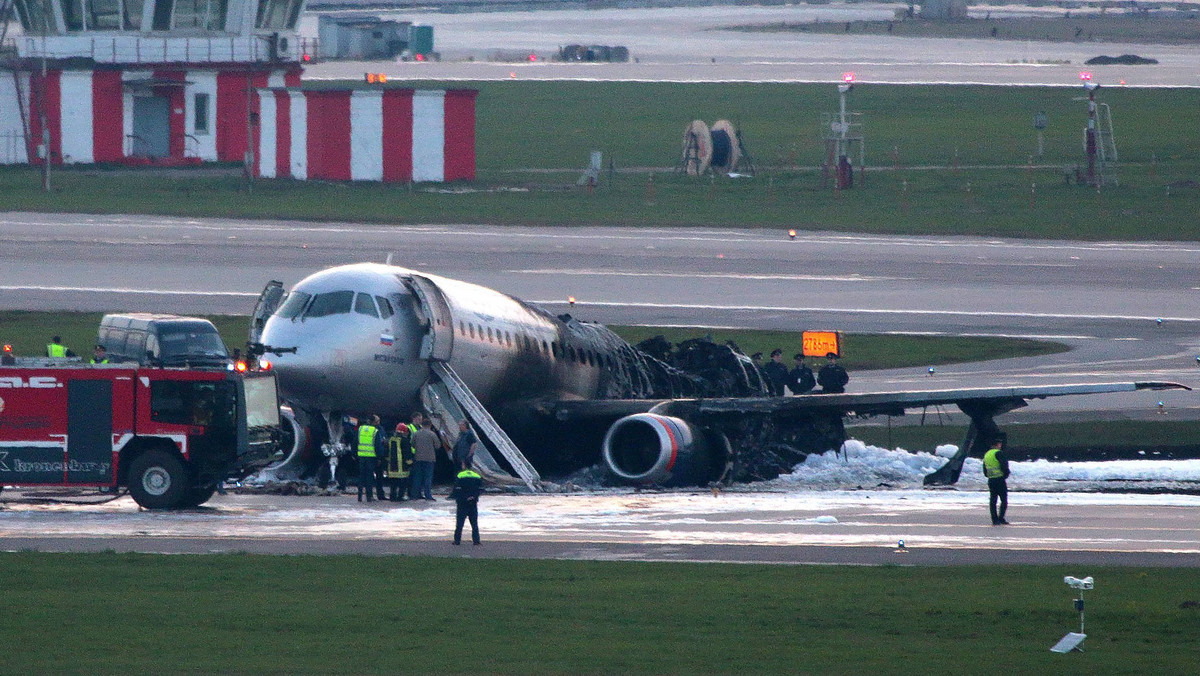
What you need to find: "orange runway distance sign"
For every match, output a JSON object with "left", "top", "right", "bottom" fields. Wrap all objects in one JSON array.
[{"left": 802, "top": 331, "right": 842, "bottom": 358}]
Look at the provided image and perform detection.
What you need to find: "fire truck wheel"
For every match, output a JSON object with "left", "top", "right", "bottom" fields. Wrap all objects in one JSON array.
[
  {"left": 128, "top": 450, "right": 188, "bottom": 509},
  {"left": 182, "top": 483, "right": 219, "bottom": 508}
]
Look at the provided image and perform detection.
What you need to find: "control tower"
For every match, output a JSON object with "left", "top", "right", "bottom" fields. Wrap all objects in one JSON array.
[{"left": 1, "top": 0, "right": 306, "bottom": 165}]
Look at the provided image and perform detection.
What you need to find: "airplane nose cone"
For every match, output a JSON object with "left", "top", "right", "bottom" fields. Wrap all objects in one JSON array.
[
  {"left": 259, "top": 317, "right": 335, "bottom": 409},
  {"left": 259, "top": 313, "right": 428, "bottom": 415}
]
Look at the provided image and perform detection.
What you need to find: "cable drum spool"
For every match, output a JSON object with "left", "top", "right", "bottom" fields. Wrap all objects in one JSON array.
[
  {"left": 709, "top": 120, "right": 741, "bottom": 172},
  {"left": 681, "top": 120, "right": 712, "bottom": 176}
]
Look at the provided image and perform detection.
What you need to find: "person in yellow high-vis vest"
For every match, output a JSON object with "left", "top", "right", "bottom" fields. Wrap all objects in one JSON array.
[
  {"left": 46, "top": 335, "right": 72, "bottom": 358},
  {"left": 982, "top": 434, "right": 1011, "bottom": 525},
  {"left": 356, "top": 415, "right": 385, "bottom": 503}
]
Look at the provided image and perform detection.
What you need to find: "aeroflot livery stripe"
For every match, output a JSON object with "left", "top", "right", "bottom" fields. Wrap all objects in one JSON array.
[{"left": 654, "top": 416, "right": 679, "bottom": 472}]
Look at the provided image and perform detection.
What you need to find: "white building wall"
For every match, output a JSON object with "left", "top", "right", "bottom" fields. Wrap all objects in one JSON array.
[
  {"left": 349, "top": 91, "right": 383, "bottom": 181},
  {"left": 258, "top": 93, "right": 277, "bottom": 178},
  {"left": 58, "top": 71, "right": 94, "bottom": 164},
  {"left": 411, "top": 90, "right": 444, "bottom": 183},
  {"left": 185, "top": 71, "right": 218, "bottom": 160},
  {"left": 0, "top": 71, "right": 30, "bottom": 164},
  {"left": 289, "top": 90, "right": 307, "bottom": 180}
]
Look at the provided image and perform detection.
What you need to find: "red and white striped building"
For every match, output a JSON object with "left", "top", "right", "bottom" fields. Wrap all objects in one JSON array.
[
  {"left": 0, "top": 0, "right": 477, "bottom": 181},
  {"left": 1, "top": 67, "right": 301, "bottom": 165},
  {"left": 256, "top": 87, "right": 476, "bottom": 182}
]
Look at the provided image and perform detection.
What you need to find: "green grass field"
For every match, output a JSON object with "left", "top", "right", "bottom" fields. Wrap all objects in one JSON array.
[
  {"left": 0, "top": 311, "right": 1066, "bottom": 371},
  {"left": 2, "top": 82, "right": 1198, "bottom": 238},
  {"left": 1, "top": 553, "right": 1197, "bottom": 674}
]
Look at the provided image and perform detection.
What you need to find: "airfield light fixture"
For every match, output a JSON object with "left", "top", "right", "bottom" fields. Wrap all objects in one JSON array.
[
  {"left": 1051, "top": 575, "right": 1093, "bottom": 653},
  {"left": 1156, "top": 318, "right": 1163, "bottom": 326},
  {"left": 1079, "top": 71, "right": 1093, "bottom": 82},
  {"left": 788, "top": 229, "right": 797, "bottom": 240},
  {"left": 1194, "top": 356, "right": 1199, "bottom": 366},
  {"left": 568, "top": 296, "right": 576, "bottom": 306},
  {"left": 927, "top": 367, "right": 935, "bottom": 376},
  {"left": 2, "top": 344, "right": 10, "bottom": 353},
  {"left": 842, "top": 71, "right": 855, "bottom": 83}
]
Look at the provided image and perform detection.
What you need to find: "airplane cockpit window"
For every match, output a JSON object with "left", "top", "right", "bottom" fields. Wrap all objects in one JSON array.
[
  {"left": 376, "top": 296, "right": 394, "bottom": 319},
  {"left": 305, "top": 291, "right": 354, "bottom": 319},
  {"left": 275, "top": 291, "right": 310, "bottom": 319},
  {"left": 353, "top": 293, "right": 379, "bottom": 318}
]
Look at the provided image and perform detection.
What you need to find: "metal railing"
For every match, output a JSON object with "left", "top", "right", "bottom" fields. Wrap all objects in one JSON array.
[
  {"left": 18, "top": 34, "right": 298, "bottom": 64},
  {"left": 0, "top": 131, "right": 28, "bottom": 164}
]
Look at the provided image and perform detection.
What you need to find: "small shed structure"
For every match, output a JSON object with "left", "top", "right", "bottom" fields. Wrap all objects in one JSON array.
[{"left": 255, "top": 86, "right": 476, "bottom": 182}]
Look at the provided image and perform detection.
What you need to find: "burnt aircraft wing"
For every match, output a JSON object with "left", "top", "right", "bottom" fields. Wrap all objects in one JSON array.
[{"left": 550, "top": 381, "right": 1189, "bottom": 487}]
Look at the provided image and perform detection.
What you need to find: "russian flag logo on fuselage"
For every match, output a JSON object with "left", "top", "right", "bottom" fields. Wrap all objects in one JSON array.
[{"left": 380, "top": 334, "right": 395, "bottom": 346}]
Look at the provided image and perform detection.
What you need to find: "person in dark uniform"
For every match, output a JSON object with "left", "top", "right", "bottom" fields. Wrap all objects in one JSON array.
[
  {"left": 817, "top": 353, "right": 849, "bottom": 393},
  {"left": 761, "top": 348, "right": 789, "bottom": 397},
  {"left": 449, "top": 463, "right": 484, "bottom": 545},
  {"left": 787, "top": 353, "right": 816, "bottom": 395},
  {"left": 982, "top": 434, "right": 1011, "bottom": 525}
]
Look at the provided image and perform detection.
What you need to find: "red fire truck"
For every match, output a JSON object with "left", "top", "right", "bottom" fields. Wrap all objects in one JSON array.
[{"left": 0, "top": 362, "right": 282, "bottom": 509}]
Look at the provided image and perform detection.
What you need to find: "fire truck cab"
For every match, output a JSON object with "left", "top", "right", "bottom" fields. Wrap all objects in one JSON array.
[{"left": 0, "top": 362, "right": 281, "bottom": 509}]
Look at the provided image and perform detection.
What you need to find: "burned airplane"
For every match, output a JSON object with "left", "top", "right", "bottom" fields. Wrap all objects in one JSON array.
[{"left": 250, "top": 263, "right": 1186, "bottom": 490}]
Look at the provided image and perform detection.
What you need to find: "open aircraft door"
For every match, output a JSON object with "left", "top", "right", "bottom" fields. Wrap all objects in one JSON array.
[
  {"left": 399, "top": 274, "right": 454, "bottom": 361},
  {"left": 249, "top": 280, "right": 286, "bottom": 344}
]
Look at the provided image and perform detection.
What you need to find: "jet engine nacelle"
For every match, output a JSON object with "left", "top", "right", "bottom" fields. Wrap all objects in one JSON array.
[
  {"left": 256, "top": 406, "right": 315, "bottom": 482},
  {"left": 602, "top": 413, "right": 719, "bottom": 486}
]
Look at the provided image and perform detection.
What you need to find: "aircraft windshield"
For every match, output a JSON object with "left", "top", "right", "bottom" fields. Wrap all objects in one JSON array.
[
  {"left": 275, "top": 291, "right": 310, "bottom": 319},
  {"left": 354, "top": 293, "right": 379, "bottom": 317},
  {"left": 304, "top": 291, "right": 354, "bottom": 318}
]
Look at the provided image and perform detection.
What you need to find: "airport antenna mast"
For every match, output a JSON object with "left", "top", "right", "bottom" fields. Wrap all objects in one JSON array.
[
  {"left": 823, "top": 72, "right": 865, "bottom": 190},
  {"left": 1079, "top": 72, "right": 1117, "bottom": 188}
]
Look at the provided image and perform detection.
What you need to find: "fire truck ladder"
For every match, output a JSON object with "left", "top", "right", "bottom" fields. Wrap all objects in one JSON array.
[{"left": 428, "top": 361, "right": 542, "bottom": 491}]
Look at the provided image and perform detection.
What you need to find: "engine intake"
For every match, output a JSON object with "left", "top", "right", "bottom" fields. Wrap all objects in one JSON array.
[{"left": 602, "top": 413, "right": 719, "bottom": 486}]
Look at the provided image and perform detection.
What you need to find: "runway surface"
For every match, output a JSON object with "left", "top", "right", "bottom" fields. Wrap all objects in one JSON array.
[
  {"left": 2, "top": 489, "right": 1198, "bottom": 566},
  {"left": 298, "top": 5, "right": 1200, "bottom": 86},
  {"left": 1, "top": 211, "right": 1196, "bottom": 416}
]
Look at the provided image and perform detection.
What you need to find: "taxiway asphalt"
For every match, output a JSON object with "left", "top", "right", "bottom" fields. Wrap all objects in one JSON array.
[
  {"left": 297, "top": 5, "right": 1200, "bottom": 87},
  {"left": 1, "top": 212, "right": 1196, "bottom": 416},
  {"left": 2, "top": 490, "right": 1197, "bottom": 566}
]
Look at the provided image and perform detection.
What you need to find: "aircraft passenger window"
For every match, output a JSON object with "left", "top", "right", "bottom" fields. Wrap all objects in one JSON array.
[
  {"left": 487, "top": 327, "right": 493, "bottom": 342},
  {"left": 275, "top": 291, "right": 311, "bottom": 319},
  {"left": 376, "top": 296, "right": 394, "bottom": 319},
  {"left": 354, "top": 293, "right": 379, "bottom": 318},
  {"left": 470, "top": 324, "right": 476, "bottom": 339},
  {"left": 505, "top": 331, "right": 512, "bottom": 347},
  {"left": 305, "top": 291, "right": 354, "bottom": 318},
  {"left": 542, "top": 340, "right": 549, "bottom": 355},
  {"left": 458, "top": 321, "right": 465, "bottom": 336}
]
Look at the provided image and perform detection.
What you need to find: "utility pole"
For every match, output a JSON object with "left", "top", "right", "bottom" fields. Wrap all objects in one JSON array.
[{"left": 40, "top": 48, "right": 49, "bottom": 192}]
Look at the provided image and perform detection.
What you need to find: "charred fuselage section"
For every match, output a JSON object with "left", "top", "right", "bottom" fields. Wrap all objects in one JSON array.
[{"left": 528, "top": 322, "right": 845, "bottom": 487}]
